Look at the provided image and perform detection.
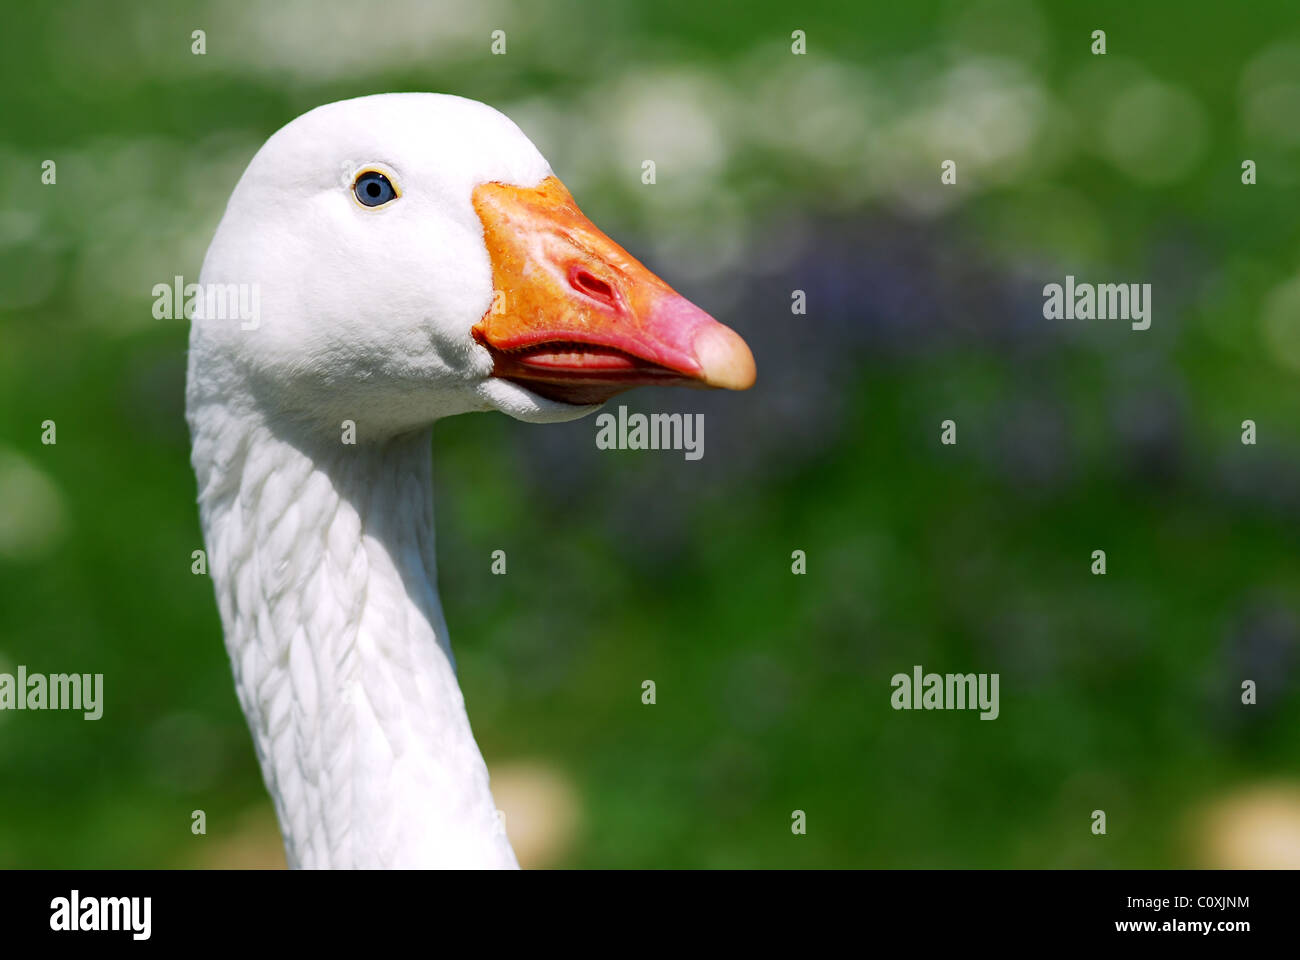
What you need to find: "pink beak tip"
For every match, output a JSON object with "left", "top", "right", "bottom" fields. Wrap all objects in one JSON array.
[{"left": 691, "top": 322, "right": 757, "bottom": 391}]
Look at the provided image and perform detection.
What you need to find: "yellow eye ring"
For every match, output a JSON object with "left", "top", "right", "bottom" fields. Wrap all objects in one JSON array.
[{"left": 353, "top": 169, "right": 400, "bottom": 208}]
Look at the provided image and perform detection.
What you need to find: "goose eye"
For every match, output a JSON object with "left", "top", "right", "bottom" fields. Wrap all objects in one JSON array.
[{"left": 354, "top": 171, "right": 397, "bottom": 207}]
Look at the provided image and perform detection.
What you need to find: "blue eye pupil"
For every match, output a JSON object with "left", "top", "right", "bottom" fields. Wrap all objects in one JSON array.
[{"left": 355, "top": 172, "right": 395, "bottom": 206}]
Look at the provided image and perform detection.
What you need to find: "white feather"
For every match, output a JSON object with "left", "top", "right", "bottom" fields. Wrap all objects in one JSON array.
[{"left": 188, "top": 94, "right": 590, "bottom": 868}]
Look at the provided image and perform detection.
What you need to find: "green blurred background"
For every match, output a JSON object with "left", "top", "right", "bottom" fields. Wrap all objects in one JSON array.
[{"left": 1, "top": 0, "right": 1299, "bottom": 868}]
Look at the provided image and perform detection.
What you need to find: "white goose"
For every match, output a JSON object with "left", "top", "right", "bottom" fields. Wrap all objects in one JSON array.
[{"left": 186, "top": 93, "right": 755, "bottom": 868}]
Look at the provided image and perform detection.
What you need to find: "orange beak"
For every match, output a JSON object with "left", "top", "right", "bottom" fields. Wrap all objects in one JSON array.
[{"left": 472, "top": 176, "right": 756, "bottom": 406}]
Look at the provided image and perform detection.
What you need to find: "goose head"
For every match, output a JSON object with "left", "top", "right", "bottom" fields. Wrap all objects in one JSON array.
[
  {"left": 192, "top": 92, "right": 755, "bottom": 437},
  {"left": 187, "top": 94, "right": 755, "bottom": 868}
]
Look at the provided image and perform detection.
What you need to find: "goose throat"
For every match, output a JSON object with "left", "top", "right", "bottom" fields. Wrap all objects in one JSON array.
[{"left": 191, "top": 411, "right": 516, "bottom": 868}]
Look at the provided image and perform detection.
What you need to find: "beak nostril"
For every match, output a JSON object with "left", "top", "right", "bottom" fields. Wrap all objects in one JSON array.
[{"left": 569, "top": 267, "right": 618, "bottom": 308}]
